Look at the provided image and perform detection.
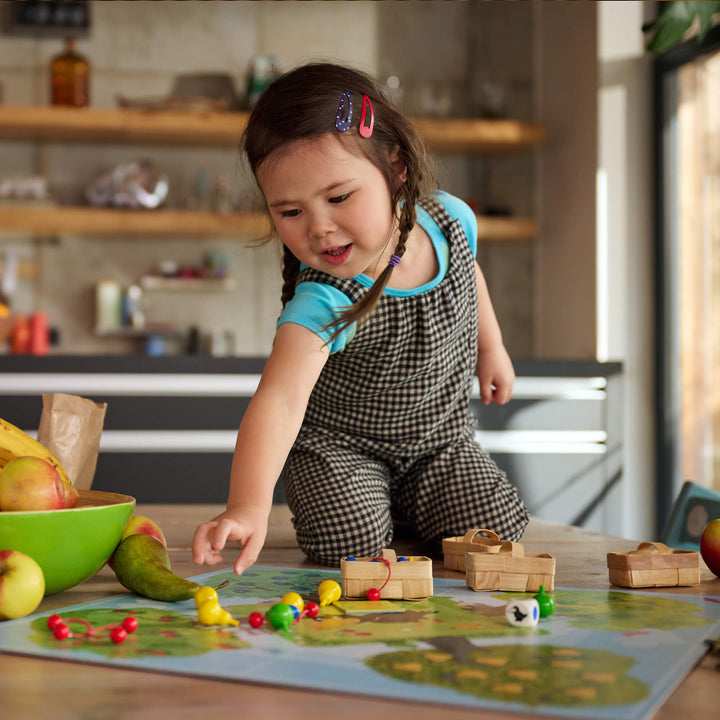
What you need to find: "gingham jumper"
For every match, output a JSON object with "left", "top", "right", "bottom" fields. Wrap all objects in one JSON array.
[{"left": 282, "top": 195, "right": 529, "bottom": 565}]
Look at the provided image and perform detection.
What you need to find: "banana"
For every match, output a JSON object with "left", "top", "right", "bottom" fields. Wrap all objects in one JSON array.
[{"left": 0, "top": 417, "right": 73, "bottom": 486}]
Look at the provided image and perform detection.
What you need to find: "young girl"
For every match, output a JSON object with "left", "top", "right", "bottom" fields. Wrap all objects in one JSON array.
[{"left": 193, "top": 63, "right": 529, "bottom": 575}]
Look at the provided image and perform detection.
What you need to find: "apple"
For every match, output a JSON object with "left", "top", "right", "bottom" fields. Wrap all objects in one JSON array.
[
  {"left": 0, "top": 549, "right": 46, "bottom": 620},
  {"left": 0, "top": 456, "right": 79, "bottom": 511},
  {"left": 121, "top": 515, "right": 167, "bottom": 548},
  {"left": 108, "top": 514, "right": 167, "bottom": 569},
  {"left": 700, "top": 518, "right": 720, "bottom": 577}
]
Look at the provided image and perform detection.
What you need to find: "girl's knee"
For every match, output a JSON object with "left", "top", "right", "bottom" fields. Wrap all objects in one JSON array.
[
  {"left": 283, "top": 450, "right": 394, "bottom": 565},
  {"left": 295, "top": 517, "right": 392, "bottom": 567},
  {"left": 402, "top": 443, "right": 530, "bottom": 546}
]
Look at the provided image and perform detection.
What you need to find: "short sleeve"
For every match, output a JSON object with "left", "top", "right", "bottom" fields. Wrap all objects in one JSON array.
[
  {"left": 432, "top": 190, "right": 478, "bottom": 258},
  {"left": 277, "top": 281, "right": 357, "bottom": 353}
]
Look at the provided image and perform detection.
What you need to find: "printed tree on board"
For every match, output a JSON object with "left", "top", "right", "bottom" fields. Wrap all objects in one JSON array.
[{"left": 367, "top": 643, "right": 649, "bottom": 707}]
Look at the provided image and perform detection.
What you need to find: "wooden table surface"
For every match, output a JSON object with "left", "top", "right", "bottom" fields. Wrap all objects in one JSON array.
[{"left": 2, "top": 505, "right": 719, "bottom": 720}]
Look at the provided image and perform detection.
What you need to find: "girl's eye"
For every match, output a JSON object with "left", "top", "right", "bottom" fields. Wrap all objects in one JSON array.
[
  {"left": 329, "top": 192, "right": 350, "bottom": 204},
  {"left": 279, "top": 208, "right": 300, "bottom": 218}
]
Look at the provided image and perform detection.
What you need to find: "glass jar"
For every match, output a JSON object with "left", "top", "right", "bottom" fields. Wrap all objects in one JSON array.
[{"left": 50, "top": 38, "right": 89, "bottom": 107}]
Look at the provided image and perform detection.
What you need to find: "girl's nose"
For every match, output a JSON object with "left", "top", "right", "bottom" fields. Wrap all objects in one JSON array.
[{"left": 308, "top": 213, "right": 336, "bottom": 240}]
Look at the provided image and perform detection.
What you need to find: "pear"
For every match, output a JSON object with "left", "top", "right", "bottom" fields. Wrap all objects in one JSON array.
[{"left": 111, "top": 533, "right": 200, "bottom": 602}]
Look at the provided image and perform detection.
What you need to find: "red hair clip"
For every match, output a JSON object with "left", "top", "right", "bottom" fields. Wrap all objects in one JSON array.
[{"left": 359, "top": 94, "right": 374, "bottom": 138}]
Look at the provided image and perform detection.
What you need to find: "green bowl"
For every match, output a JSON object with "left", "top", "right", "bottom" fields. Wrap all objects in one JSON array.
[{"left": 0, "top": 489, "right": 135, "bottom": 595}]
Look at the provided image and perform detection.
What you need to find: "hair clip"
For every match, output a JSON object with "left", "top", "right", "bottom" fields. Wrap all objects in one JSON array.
[
  {"left": 388, "top": 254, "right": 401, "bottom": 268},
  {"left": 335, "top": 90, "right": 353, "bottom": 132},
  {"left": 359, "top": 94, "right": 374, "bottom": 138}
]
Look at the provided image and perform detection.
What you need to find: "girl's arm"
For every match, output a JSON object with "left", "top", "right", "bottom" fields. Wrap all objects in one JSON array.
[
  {"left": 192, "top": 322, "right": 329, "bottom": 574},
  {"left": 474, "top": 260, "right": 515, "bottom": 405}
]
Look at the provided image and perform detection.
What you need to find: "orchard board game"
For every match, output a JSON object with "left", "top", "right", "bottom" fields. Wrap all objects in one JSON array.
[{"left": 0, "top": 566, "right": 719, "bottom": 720}]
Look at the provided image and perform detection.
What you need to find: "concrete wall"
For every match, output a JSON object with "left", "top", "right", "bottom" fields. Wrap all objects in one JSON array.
[
  {"left": 534, "top": 0, "right": 598, "bottom": 358},
  {"left": 0, "top": 0, "right": 536, "bottom": 358}
]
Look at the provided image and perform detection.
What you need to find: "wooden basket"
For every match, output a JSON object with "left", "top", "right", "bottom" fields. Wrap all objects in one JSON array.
[
  {"left": 607, "top": 541, "right": 700, "bottom": 588},
  {"left": 442, "top": 528, "right": 509, "bottom": 572},
  {"left": 464, "top": 538, "right": 556, "bottom": 592},
  {"left": 340, "top": 548, "right": 433, "bottom": 600}
]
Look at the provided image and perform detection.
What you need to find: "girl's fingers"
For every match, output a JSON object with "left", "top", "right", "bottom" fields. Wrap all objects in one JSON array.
[
  {"left": 234, "top": 533, "right": 264, "bottom": 576},
  {"left": 191, "top": 521, "right": 217, "bottom": 565}
]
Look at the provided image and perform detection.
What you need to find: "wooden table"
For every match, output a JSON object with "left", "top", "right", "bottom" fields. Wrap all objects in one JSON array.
[{"left": 2, "top": 505, "right": 719, "bottom": 720}]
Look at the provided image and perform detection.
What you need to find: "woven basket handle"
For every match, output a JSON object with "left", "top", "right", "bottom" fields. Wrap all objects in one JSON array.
[
  {"left": 636, "top": 541, "right": 671, "bottom": 555},
  {"left": 380, "top": 548, "right": 397, "bottom": 562},
  {"left": 463, "top": 528, "right": 500, "bottom": 544},
  {"left": 499, "top": 541, "right": 525, "bottom": 557}
]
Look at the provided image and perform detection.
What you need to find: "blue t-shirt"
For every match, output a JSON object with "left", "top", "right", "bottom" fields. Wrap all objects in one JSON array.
[{"left": 277, "top": 191, "right": 477, "bottom": 353}]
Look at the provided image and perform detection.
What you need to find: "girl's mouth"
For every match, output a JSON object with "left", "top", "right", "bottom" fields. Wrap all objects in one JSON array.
[{"left": 322, "top": 244, "right": 352, "bottom": 265}]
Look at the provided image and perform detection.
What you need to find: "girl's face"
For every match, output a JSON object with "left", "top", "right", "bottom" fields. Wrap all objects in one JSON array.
[{"left": 257, "top": 134, "right": 398, "bottom": 280}]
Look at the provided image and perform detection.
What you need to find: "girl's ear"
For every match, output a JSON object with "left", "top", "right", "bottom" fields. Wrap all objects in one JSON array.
[{"left": 388, "top": 146, "right": 408, "bottom": 191}]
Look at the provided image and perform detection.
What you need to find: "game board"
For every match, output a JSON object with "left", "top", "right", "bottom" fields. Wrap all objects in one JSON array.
[{"left": 1, "top": 566, "right": 718, "bottom": 720}]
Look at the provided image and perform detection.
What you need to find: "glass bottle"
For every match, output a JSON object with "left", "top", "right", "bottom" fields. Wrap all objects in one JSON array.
[
  {"left": 246, "top": 55, "right": 277, "bottom": 108},
  {"left": 50, "top": 38, "right": 90, "bottom": 107}
]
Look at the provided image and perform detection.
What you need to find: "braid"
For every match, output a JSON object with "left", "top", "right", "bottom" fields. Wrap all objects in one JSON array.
[
  {"left": 280, "top": 245, "right": 301, "bottom": 309},
  {"left": 394, "top": 186, "right": 420, "bottom": 259}
]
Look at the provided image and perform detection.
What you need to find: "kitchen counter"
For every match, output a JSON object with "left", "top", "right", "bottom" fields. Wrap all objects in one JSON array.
[{"left": 0, "top": 356, "right": 623, "bottom": 533}]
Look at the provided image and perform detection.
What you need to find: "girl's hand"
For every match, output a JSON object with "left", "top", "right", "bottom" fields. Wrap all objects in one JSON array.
[
  {"left": 473, "top": 261, "right": 514, "bottom": 405},
  {"left": 192, "top": 504, "right": 269, "bottom": 576},
  {"left": 477, "top": 344, "right": 515, "bottom": 405}
]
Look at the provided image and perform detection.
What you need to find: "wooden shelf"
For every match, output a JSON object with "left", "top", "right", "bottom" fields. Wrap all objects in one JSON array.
[
  {"left": 140, "top": 276, "right": 236, "bottom": 292},
  {"left": 0, "top": 106, "right": 543, "bottom": 242},
  {"left": 0, "top": 105, "right": 546, "bottom": 154},
  {"left": 0, "top": 106, "right": 248, "bottom": 148},
  {"left": 0, "top": 206, "right": 270, "bottom": 238},
  {"left": 94, "top": 325, "right": 182, "bottom": 338},
  {"left": 414, "top": 116, "right": 546, "bottom": 154},
  {"left": 0, "top": 205, "right": 535, "bottom": 242},
  {"left": 0, "top": 257, "right": 37, "bottom": 279},
  {"left": 476, "top": 215, "right": 537, "bottom": 242}
]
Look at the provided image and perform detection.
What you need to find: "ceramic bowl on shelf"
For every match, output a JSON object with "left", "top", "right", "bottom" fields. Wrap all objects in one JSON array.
[{"left": 0, "top": 489, "right": 135, "bottom": 595}]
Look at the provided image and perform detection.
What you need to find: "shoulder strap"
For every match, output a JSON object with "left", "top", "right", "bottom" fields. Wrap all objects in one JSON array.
[
  {"left": 419, "top": 194, "right": 456, "bottom": 233},
  {"left": 296, "top": 266, "right": 363, "bottom": 302}
]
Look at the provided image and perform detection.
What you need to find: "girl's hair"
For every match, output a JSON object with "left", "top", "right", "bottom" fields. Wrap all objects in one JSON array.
[{"left": 242, "top": 62, "right": 433, "bottom": 335}]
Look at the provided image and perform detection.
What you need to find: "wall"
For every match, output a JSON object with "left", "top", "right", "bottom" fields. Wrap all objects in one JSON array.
[
  {"left": 0, "top": 1, "right": 536, "bottom": 358},
  {"left": 534, "top": 1, "right": 598, "bottom": 358},
  {"left": 598, "top": 0, "right": 655, "bottom": 540}
]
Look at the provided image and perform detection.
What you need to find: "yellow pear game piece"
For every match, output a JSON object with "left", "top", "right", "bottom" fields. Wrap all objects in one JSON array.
[
  {"left": 196, "top": 598, "right": 239, "bottom": 627},
  {"left": 317, "top": 579, "right": 342, "bottom": 606},
  {"left": 194, "top": 586, "right": 218, "bottom": 608}
]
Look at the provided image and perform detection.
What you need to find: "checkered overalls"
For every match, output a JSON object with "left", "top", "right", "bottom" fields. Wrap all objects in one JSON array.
[{"left": 282, "top": 195, "right": 529, "bottom": 565}]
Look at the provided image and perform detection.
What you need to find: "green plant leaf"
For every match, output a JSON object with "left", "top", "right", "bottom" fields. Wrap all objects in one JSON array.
[
  {"left": 695, "top": 0, "right": 720, "bottom": 40},
  {"left": 644, "top": 1, "right": 695, "bottom": 53},
  {"left": 643, "top": 1, "right": 720, "bottom": 53}
]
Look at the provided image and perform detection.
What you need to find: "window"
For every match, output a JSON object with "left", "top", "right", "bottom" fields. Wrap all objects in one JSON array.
[{"left": 656, "top": 26, "right": 720, "bottom": 526}]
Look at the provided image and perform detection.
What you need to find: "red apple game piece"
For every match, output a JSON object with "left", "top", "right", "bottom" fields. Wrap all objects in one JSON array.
[{"left": 304, "top": 602, "right": 319, "bottom": 618}]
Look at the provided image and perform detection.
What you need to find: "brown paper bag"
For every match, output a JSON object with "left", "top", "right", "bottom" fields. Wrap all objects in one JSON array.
[{"left": 37, "top": 393, "right": 107, "bottom": 490}]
